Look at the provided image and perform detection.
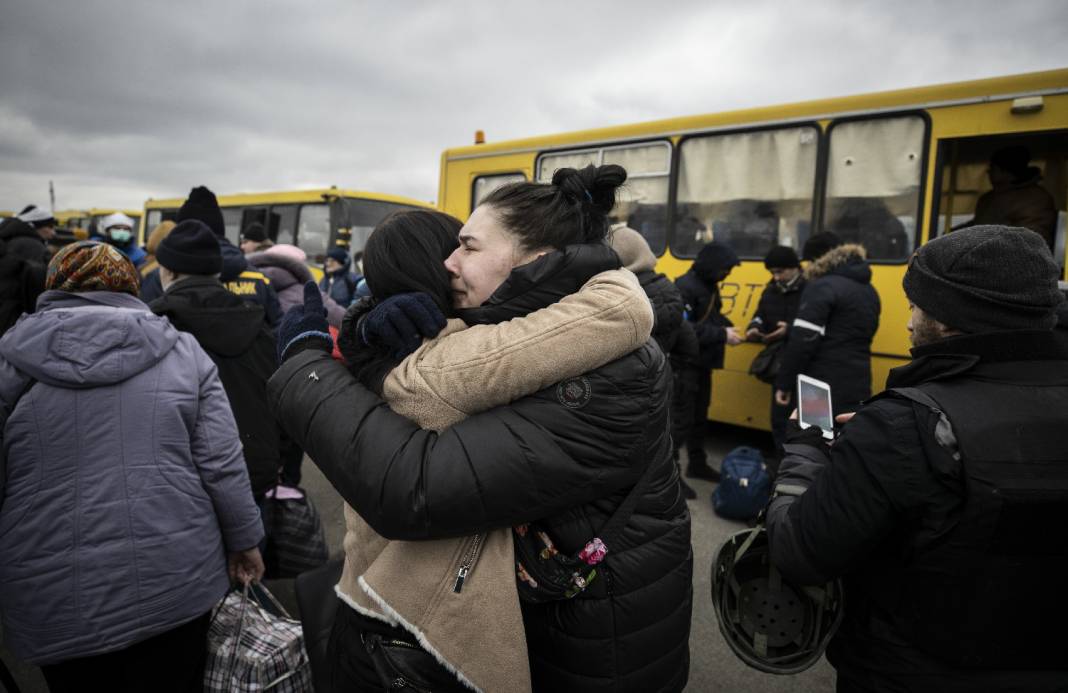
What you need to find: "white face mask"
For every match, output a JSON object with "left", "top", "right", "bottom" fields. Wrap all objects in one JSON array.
[{"left": 108, "top": 228, "right": 133, "bottom": 245}]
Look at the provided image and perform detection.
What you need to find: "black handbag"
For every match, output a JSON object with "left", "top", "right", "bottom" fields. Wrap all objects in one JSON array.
[
  {"left": 748, "top": 340, "right": 784, "bottom": 384},
  {"left": 513, "top": 460, "right": 656, "bottom": 604},
  {"left": 262, "top": 485, "right": 329, "bottom": 579}
]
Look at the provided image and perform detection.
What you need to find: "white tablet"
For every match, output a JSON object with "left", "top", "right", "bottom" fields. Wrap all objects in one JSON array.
[{"left": 797, "top": 374, "right": 834, "bottom": 440}]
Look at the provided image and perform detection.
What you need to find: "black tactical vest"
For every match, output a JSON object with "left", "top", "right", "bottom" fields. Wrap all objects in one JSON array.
[{"left": 885, "top": 364, "right": 1068, "bottom": 670}]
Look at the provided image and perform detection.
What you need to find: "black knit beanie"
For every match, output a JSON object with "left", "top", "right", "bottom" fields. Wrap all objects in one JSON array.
[
  {"left": 802, "top": 232, "right": 842, "bottom": 261},
  {"left": 764, "top": 245, "right": 800, "bottom": 269},
  {"left": 693, "top": 242, "right": 740, "bottom": 284},
  {"left": 242, "top": 222, "right": 267, "bottom": 243},
  {"left": 903, "top": 225, "right": 1064, "bottom": 333},
  {"left": 156, "top": 220, "right": 224, "bottom": 275},
  {"left": 177, "top": 186, "right": 226, "bottom": 238}
]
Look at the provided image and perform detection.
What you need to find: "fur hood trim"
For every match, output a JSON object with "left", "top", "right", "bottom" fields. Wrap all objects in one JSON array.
[{"left": 805, "top": 243, "right": 867, "bottom": 280}]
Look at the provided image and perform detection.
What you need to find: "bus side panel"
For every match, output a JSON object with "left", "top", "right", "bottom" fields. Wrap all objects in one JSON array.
[{"left": 440, "top": 153, "right": 536, "bottom": 220}]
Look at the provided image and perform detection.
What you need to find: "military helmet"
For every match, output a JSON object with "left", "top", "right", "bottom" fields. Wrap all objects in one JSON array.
[{"left": 711, "top": 526, "right": 843, "bottom": 674}]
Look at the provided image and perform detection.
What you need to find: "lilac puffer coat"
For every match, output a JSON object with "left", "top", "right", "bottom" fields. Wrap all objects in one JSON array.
[{"left": 0, "top": 290, "right": 263, "bottom": 664}]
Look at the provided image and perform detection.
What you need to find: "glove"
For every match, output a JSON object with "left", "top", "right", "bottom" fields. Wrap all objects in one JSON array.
[
  {"left": 784, "top": 418, "right": 832, "bottom": 451},
  {"left": 360, "top": 292, "right": 446, "bottom": 361},
  {"left": 278, "top": 282, "right": 334, "bottom": 364}
]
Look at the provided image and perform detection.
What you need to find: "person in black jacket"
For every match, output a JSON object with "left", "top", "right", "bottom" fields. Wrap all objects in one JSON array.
[
  {"left": 746, "top": 245, "right": 806, "bottom": 454},
  {"left": 142, "top": 187, "right": 282, "bottom": 328},
  {"left": 0, "top": 219, "right": 47, "bottom": 336},
  {"left": 149, "top": 220, "right": 281, "bottom": 501},
  {"left": 766, "top": 225, "right": 1068, "bottom": 692},
  {"left": 674, "top": 242, "right": 742, "bottom": 481},
  {"left": 774, "top": 232, "right": 880, "bottom": 415},
  {"left": 609, "top": 225, "right": 699, "bottom": 499},
  {"left": 272, "top": 164, "right": 692, "bottom": 693}
]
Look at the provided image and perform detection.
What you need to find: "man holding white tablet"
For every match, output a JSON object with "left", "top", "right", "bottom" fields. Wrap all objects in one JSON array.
[{"left": 765, "top": 225, "right": 1068, "bottom": 692}]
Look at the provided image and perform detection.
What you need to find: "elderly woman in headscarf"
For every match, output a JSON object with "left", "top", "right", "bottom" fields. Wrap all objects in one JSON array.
[{"left": 0, "top": 241, "right": 264, "bottom": 693}]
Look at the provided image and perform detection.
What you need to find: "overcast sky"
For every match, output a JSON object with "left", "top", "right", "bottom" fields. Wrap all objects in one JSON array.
[{"left": 1, "top": 0, "right": 1065, "bottom": 213}]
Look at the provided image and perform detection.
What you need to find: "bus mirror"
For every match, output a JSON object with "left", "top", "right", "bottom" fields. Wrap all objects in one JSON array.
[{"left": 1011, "top": 96, "right": 1044, "bottom": 114}]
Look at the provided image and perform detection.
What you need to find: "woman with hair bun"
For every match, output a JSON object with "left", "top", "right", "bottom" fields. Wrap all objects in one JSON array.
[{"left": 272, "top": 165, "right": 693, "bottom": 692}]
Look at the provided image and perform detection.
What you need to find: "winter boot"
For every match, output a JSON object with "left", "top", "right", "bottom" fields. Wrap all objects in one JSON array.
[{"left": 686, "top": 453, "right": 721, "bottom": 483}]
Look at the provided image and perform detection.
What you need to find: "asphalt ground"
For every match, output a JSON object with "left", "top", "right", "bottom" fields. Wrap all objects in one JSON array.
[{"left": 1, "top": 422, "right": 835, "bottom": 692}]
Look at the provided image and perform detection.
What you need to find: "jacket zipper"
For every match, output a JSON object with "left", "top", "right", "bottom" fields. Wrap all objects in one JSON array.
[{"left": 453, "top": 532, "right": 486, "bottom": 593}]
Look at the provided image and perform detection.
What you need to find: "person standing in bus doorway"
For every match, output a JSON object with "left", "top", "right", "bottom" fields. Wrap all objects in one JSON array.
[
  {"left": 675, "top": 241, "right": 742, "bottom": 482},
  {"left": 745, "top": 245, "right": 805, "bottom": 458},
  {"left": 766, "top": 225, "right": 1068, "bottom": 692},
  {"left": 774, "top": 232, "right": 880, "bottom": 416},
  {"left": 239, "top": 222, "right": 273, "bottom": 254},
  {"left": 956, "top": 145, "right": 1058, "bottom": 251},
  {"left": 97, "top": 212, "right": 148, "bottom": 269},
  {"left": 169, "top": 186, "right": 282, "bottom": 327}
]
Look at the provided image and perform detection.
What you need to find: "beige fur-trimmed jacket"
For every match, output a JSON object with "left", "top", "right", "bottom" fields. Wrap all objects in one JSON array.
[{"left": 335, "top": 268, "right": 654, "bottom": 692}]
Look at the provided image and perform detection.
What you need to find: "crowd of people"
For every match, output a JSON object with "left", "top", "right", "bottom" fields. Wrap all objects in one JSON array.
[{"left": 0, "top": 164, "right": 1066, "bottom": 693}]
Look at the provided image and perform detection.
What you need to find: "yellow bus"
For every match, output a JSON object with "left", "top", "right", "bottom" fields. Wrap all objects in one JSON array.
[
  {"left": 142, "top": 188, "right": 432, "bottom": 272},
  {"left": 438, "top": 68, "right": 1068, "bottom": 431}
]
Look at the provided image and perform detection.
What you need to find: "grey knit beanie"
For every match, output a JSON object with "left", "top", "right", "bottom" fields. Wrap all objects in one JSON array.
[{"left": 903, "top": 225, "right": 1064, "bottom": 333}]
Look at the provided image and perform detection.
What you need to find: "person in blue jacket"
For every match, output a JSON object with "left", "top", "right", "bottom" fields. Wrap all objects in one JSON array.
[{"left": 319, "top": 247, "right": 362, "bottom": 307}]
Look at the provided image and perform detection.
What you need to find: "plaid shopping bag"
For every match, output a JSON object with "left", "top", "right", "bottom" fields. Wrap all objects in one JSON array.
[
  {"left": 263, "top": 485, "right": 329, "bottom": 579},
  {"left": 205, "top": 583, "right": 312, "bottom": 692}
]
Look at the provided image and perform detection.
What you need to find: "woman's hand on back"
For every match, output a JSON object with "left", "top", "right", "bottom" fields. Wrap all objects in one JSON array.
[
  {"left": 360, "top": 292, "right": 447, "bottom": 361},
  {"left": 277, "top": 282, "right": 334, "bottom": 364}
]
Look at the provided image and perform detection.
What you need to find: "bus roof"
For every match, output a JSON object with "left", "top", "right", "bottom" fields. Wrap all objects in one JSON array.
[
  {"left": 443, "top": 68, "right": 1068, "bottom": 160},
  {"left": 143, "top": 187, "right": 432, "bottom": 210}
]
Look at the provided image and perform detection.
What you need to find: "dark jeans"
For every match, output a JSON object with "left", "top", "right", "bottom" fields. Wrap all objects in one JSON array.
[
  {"left": 686, "top": 367, "right": 712, "bottom": 464},
  {"left": 40, "top": 611, "right": 211, "bottom": 693},
  {"left": 329, "top": 600, "right": 471, "bottom": 692}
]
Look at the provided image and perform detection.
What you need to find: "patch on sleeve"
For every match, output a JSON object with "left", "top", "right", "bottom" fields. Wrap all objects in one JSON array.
[{"left": 556, "top": 377, "right": 592, "bottom": 409}]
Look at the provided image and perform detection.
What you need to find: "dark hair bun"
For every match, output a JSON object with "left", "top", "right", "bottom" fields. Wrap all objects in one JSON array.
[
  {"left": 551, "top": 164, "right": 627, "bottom": 218},
  {"left": 482, "top": 163, "right": 628, "bottom": 250}
]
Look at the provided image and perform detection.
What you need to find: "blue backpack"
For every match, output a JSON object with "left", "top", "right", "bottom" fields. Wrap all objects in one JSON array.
[{"left": 711, "top": 446, "right": 771, "bottom": 520}]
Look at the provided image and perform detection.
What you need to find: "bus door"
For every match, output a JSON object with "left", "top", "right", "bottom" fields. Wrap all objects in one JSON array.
[{"left": 932, "top": 129, "right": 1068, "bottom": 278}]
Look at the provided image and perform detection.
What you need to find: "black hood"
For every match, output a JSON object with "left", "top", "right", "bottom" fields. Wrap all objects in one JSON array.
[
  {"left": 218, "top": 237, "right": 249, "bottom": 282},
  {"left": 458, "top": 243, "right": 621, "bottom": 325},
  {"left": 0, "top": 218, "right": 39, "bottom": 243},
  {"left": 151, "top": 276, "right": 266, "bottom": 356}
]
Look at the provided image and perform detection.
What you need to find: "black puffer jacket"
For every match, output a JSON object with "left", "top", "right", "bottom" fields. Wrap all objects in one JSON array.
[
  {"left": 150, "top": 277, "right": 280, "bottom": 498},
  {"left": 746, "top": 275, "right": 806, "bottom": 334},
  {"left": 0, "top": 218, "right": 49, "bottom": 266},
  {"left": 0, "top": 242, "right": 44, "bottom": 338},
  {"left": 775, "top": 244, "right": 880, "bottom": 412},
  {"left": 269, "top": 245, "right": 693, "bottom": 693}
]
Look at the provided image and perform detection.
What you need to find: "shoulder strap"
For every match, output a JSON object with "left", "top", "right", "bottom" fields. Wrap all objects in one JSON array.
[
  {"left": 594, "top": 457, "right": 660, "bottom": 549},
  {"left": 887, "top": 387, "right": 960, "bottom": 462},
  {"left": 696, "top": 293, "right": 718, "bottom": 324}
]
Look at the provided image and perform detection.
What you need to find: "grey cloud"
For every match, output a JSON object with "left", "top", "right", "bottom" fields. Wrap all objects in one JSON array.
[{"left": 1, "top": 0, "right": 1065, "bottom": 212}]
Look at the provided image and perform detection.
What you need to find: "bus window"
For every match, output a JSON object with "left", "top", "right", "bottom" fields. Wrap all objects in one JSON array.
[
  {"left": 674, "top": 126, "right": 819, "bottom": 259},
  {"left": 823, "top": 116, "right": 925, "bottom": 262},
  {"left": 538, "top": 142, "right": 671, "bottom": 254},
  {"left": 221, "top": 208, "right": 242, "bottom": 243},
  {"left": 340, "top": 198, "right": 424, "bottom": 259},
  {"left": 268, "top": 204, "right": 298, "bottom": 245},
  {"left": 472, "top": 173, "right": 525, "bottom": 210},
  {"left": 298, "top": 203, "right": 331, "bottom": 263}
]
